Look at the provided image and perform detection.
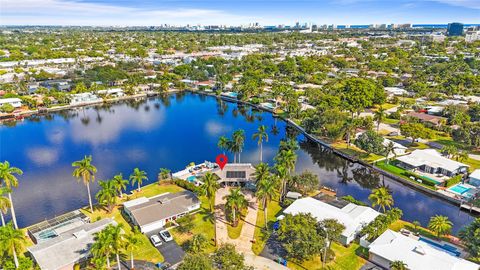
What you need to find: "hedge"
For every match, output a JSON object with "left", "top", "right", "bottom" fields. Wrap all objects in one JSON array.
[
  {"left": 402, "top": 171, "right": 437, "bottom": 187},
  {"left": 444, "top": 175, "right": 462, "bottom": 188},
  {"left": 173, "top": 178, "right": 199, "bottom": 193}
]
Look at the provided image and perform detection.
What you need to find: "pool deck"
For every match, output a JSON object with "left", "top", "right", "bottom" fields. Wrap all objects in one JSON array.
[
  {"left": 399, "top": 229, "right": 469, "bottom": 258},
  {"left": 172, "top": 161, "right": 218, "bottom": 184}
]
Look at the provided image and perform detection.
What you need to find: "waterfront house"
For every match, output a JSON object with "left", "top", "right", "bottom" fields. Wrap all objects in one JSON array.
[
  {"left": 97, "top": 88, "right": 125, "bottom": 97},
  {"left": 0, "top": 97, "right": 22, "bottom": 108},
  {"left": 123, "top": 191, "right": 200, "bottom": 233},
  {"left": 283, "top": 196, "right": 380, "bottom": 245},
  {"left": 469, "top": 169, "right": 480, "bottom": 187},
  {"left": 69, "top": 93, "right": 102, "bottom": 106},
  {"left": 396, "top": 149, "right": 469, "bottom": 177},
  {"left": 384, "top": 87, "right": 408, "bottom": 97},
  {"left": 28, "top": 218, "right": 116, "bottom": 270},
  {"left": 368, "top": 229, "right": 479, "bottom": 270},
  {"left": 213, "top": 163, "right": 256, "bottom": 185}
]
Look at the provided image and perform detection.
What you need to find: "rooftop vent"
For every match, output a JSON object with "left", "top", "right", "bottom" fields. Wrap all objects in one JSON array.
[{"left": 73, "top": 229, "right": 87, "bottom": 239}]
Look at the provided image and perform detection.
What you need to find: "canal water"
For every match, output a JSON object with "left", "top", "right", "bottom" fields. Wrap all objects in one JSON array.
[{"left": 0, "top": 92, "right": 474, "bottom": 232}]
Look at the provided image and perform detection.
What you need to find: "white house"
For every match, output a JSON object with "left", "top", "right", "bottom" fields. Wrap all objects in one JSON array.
[
  {"left": 97, "top": 88, "right": 125, "bottom": 97},
  {"left": 368, "top": 230, "right": 479, "bottom": 270},
  {"left": 123, "top": 191, "right": 200, "bottom": 233},
  {"left": 384, "top": 87, "right": 408, "bottom": 97},
  {"left": 469, "top": 169, "right": 480, "bottom": 187},
  {"left": 70, "top": 93, "right": 102, "bottom": 106},
  {"left": 396, "top": 149, "right": 469, "bottom": 177},
  {"left": 383, "top": 138, "right": 407, "bottom": 158},
  {"left": 0, "top": 98, "right": 22, "bottom": 108},
  {"left": 283, "top": 197, "right": 380, "bottom": 245}
]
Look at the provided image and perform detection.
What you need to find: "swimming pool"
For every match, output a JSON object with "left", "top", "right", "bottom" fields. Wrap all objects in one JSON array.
[
  {"left": 186, "top": 176, "right": 197, "bottom": 182},
  {"left": 448, "top": 184, "right": 471, "bottom": 195},
  {"left": 419, "top": 237, "right": 461, "bottom": 257}
]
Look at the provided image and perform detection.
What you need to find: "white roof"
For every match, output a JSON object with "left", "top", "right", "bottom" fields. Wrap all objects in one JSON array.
[
  {"left": 283, "top": 197, "right": 380, "bottom": 240},
  {"left": 470, "top": 169, "right": 480, "bottom": 180},
  {"left": 369, "top": 230, "right": 479, "bottom": 270},
  {"left": 28, "top": 218, "right": 116, "bottom": 270},
  {"left": 396, "top": 149, "right": 468, "bottom": 172},
  {"left": 0, "top": 98, "right": 22, "bottom": 104}
]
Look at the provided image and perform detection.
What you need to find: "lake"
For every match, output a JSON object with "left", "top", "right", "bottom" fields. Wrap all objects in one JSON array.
[{"left": 0, "top": 92, "right": 475, "bottom": 232}]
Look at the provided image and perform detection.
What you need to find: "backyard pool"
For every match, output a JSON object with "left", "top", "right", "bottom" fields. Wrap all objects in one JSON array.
[
  {"left": 186, "top": 176, "right": 197, "bottom": 183},
  {"left": 448, "top": 184, "right": 471, "bottom": 195},
  {"left": 419, "top": 237, "right": 461, "bottom": 257}
]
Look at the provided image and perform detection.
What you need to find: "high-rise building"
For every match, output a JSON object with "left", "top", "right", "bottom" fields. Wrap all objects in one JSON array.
[{"left": 447, "top": 22, "right": 464, "bottom": 36}]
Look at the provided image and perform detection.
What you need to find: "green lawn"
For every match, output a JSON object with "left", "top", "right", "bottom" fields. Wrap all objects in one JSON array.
[
  {"left": 79, "top": 182, "right": 186, "bottom": 263},
  {"left": 464, "top": 157, "right": 480, "bottom": 172},
  {"left": 287, "top": 242, "right": 367, "bottom": 270},
  {"left": 389, "top": 220, "right": 450, "bottom": 242},
  {"left": 170, "top": 195, "right": 216, "bottom": 253},
  {"left": 331, "top": 142, "right": 384, "bottom": 163},
  {"left": 375, "top": 160, "right": 437, "bottom": 190},
  {"left": 383, "top": 118, "right": 400, "bottom": 125},
  {"left": 227, "top": 209, "right": 246, "bottom": 239},
  {"left": 252, "top": 199, "right": 283, "bottom": 255}
]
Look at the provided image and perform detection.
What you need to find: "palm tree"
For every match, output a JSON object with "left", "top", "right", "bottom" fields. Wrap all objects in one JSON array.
[
  {"left": 374, "top": 106, "right": 386, "bottom": 133},
  {"left": 112, "top": 173, "right": 128, "bottom": 198},
  {"left": 253, "top": 163, "right": 270, "bottom": 185},
  {"left": 158, "top": 168, "right": 171, "bottom": 185},
  {"left": 368, "top": 187, "right": 394, "bottom": 213},
  {"left": 232, "top": 129, "right": 245, "bottom": 163},
  {"left": 217, "top": 136, "right": 230, "bottom": 156},
  {"left": 390, "top": 260, "right": 408, "bottom": 270},
  {"left": 255, "top": 175, "right": 278, "bottom": 229},
  {"left": 0, "top": 189, "right": 11, "bottom": 226},
  {"left": 130, "top": 168, "right": 148, "bottom": 192},
  {"left": 189, "top": 233, "right": 208, "bottom": 253},
  {"left": 124, "top": 232, "right": 140, "bottom": 269},
  {"left": 0, "top": 161, "right": 23, "bottom": 229},
  {"left": 224, "top": 188, "right": 248, "bottom": 227},
  {"left": 96, "top": 180, "right": 118, "bottom": 213},
  {"left": 91, "top": 226, "right": 113, "bottom": 268},
  {"left": 72, "top": 156, "right": 97, "bottom": 213},
  {"left": 384, "top": 141, "right": 397, "bottom": 164},
  {"left": 200, "top": 172, "right": 220, "bottom": 212},
  {"left": 108, "top": 224, "right": 124, "bottom": 270},
  {"left": 252, "top": 125, "right": 269, "bottom": 162},
  {"left": 0, "top": 223, "right": 27, "bottom": 268},
  {"left": 274, "top": 150, "right": 297, "bottom": 199},
  {"left": 274, "top": 164, "right": 289, "bottom": 201},
  {"left": 428, "top": 215, "right": 453, "bottom": 238}
]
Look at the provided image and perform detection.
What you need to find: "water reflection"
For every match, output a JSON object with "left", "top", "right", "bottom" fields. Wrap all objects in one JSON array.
[{"left": 0, "top": 93, "right": 475, "bottom": 232}]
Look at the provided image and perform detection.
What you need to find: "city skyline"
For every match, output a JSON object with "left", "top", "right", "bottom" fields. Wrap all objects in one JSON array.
[{"left": 1, "top": 0, "right": 480, "bottom": 26}]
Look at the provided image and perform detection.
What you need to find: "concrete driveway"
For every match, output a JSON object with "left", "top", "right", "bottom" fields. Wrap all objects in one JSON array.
[{"left": 146, "top": 230, "right": 185, "bottom": 266}]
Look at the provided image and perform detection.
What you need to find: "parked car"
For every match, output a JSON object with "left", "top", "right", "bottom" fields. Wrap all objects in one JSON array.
[
  {"left": 150, "top": 234, "right": 163, "bottom": 247},
  {"left": 159, "top": 230, "right": 173, "bottom": 242}
]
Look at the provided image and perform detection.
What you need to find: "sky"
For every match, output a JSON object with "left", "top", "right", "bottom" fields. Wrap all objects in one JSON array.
[{"left": 1, "top": 0, "right": 479, "bottom": 26}]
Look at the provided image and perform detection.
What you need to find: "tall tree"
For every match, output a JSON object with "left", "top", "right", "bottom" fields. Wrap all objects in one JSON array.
[
  {"left": 0, "top": 161, "right": 23, "bottom": 229},
  {"left": 255, "top": 175, "right": 278, "bottom": 229},
  {"left": 217, "top": 136, "right": 230, "bottom": 156},
  {"left": 232, "top": 129, "right": 245, "bottom": 163},
  {"left": 130, "top": 168, "right": 148, "bottom": 192},
  {"left": 0, "top": 189, "right": 11, "bottom": 226},
  {"left": 112, "top": 173, "right": 128, "bottom": 198},
  {"left": 200, "top": 172, "right": 220, "bottom": 212},
  {"left": 189, "top": 234, "right": 208, "bottom": 253},
  {"left": 428, "top": 215, "right": 453, "bottom": 238},
  {"left": 253, "top": 163, "right": 270, "bottom": 185},
  {"left": 0, "top": 223, "right": 27, "bottom": 268},
  {"left": 96, "top": 180, "right": 117, "bottom": 213},
  {"left": 368, "top": 187, "right": 394, "bottom": 213},
  {"left": 72, "top": 156, "right": 97, "bottom": 213},
  {"left": 252, "top": 125, "right": 269, "bottom": 162},
  {"left": 374, "top": 106, "right": 386, "bottom": 133},
  {"left": 274, "top": 149, "right": 297, "bottom": 199},
  {"left": 124, "top": 233, "right": 140, "bottom": 270},
  {"left": 459, "top": 218, "right": 480, "bottom": 258},
  {"left": 224, "top": 188, "right": 248, "bottom": 227}
]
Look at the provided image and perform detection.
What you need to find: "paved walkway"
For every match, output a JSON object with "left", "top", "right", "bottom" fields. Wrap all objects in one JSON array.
[{"left": 215, "top": 187, "right": 289, "bottom": 269}]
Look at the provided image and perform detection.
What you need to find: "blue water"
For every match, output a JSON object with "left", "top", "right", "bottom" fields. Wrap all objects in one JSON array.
[
  {"left": 186, "top": 176, "right": 197, "bottom": 182},
  {"left": 419, "top": 237, "right": 461, "bottom": 257},
  {"left": 0, "top": 92, "right": 475, "bottom": 232}
]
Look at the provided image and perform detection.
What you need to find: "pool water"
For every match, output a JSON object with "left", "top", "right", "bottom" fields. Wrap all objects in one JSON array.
[
  {"left": 186, "top": 176, "right": 197, "bottom": 182},
  {"left": 449, "top": 184, "right": 471, "bottom": 195},
  {"left": 419, "top": 237, "right": 461, "bottom": 257}
]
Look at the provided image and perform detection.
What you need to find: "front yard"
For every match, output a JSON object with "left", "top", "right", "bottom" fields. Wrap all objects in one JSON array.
[{"left": 252, "top": 199, "right": 283, "bottom": 255}]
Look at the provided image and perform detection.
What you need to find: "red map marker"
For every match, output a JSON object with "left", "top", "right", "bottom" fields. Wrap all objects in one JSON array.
[{"left": 216, "top": 154, "right": 228, "bottom": 170}]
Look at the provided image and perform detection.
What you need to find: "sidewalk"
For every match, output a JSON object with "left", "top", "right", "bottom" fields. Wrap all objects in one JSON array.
[{"left": 215, "top": 187, "right": 289, "bottom": 270}]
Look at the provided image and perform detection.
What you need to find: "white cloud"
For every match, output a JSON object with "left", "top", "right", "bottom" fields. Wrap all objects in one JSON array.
[
  {"left": 433, "top": 0, "right": 480, "bottom": 9},
  {"left": 1, "top": 0, "right": 254, "bottom": 25},
  {"left": 26, "top": 147, "right": 60, "bottom": 166},
  {"left": 205, "top": 120, "right": 232, "bottom": 137}
]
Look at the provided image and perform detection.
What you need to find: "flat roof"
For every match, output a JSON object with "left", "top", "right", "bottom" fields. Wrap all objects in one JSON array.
[
  {"left": 369, "top": 230, "right": 479, "bottom": 270},
  {"left": 396, "top": 149, "right": 468, "bottom": 172},
  {"left": 284, "top": 197, "right": 380, "bottom": 239},
  {"left": 28, "top": 218, "right": 116, "bottom": 270},
  {"left": 124, "top": 191, "right": 200, "bottom": 227}
]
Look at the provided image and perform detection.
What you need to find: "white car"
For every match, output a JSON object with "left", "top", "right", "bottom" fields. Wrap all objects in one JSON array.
[
  {"left": 159, "top": 230, "right": 173, "bottom": 242},
  {"left": 150, "top": 234, "right": 162, "bottom": 247}
]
